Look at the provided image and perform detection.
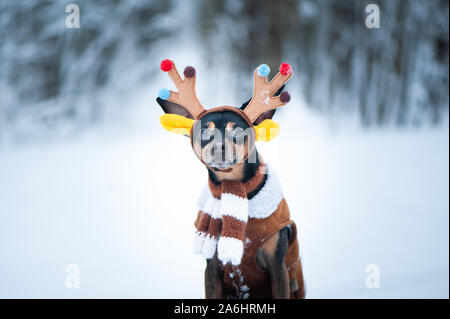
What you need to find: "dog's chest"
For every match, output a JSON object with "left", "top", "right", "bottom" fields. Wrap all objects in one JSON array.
[{"left": 220, "top": 198, "right": 294, "bottom": 299}]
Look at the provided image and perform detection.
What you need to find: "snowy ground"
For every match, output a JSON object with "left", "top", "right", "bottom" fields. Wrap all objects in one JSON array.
[{"left": 0, "top": 95, "right": 448, "bottom": 298}]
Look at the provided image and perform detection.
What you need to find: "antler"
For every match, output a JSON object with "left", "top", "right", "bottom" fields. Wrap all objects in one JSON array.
[
  {"left": 159, "top": 59, "right": 206, "bottom": 119},
  {"left": 243, "top": 63, "right": 293, "bottom": 123}
]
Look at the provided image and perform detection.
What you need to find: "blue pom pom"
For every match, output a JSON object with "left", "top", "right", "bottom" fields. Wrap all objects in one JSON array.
[
  {"left": 257, "top": 64, "right": 270, "bottom": 77},
  {"left": 158, "top": 88, "right": 171, "bottom": 100}
]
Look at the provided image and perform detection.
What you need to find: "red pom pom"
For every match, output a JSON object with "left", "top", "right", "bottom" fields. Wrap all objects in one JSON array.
[
  {"left": 160, "top": 59, "right": 173, "bottom": 72},
  {"left": 279, "top": 63, "right": 292, "bottom": 76}
]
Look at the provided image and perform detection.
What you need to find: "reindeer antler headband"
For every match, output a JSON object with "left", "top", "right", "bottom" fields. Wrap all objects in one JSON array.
[{"left": 157, "top": 59, "right": 293, "bottom": 140}]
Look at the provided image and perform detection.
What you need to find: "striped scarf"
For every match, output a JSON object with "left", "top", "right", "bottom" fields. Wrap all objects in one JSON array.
[{"left": 194, "top": 163, "right": 268, "bottom": 266}]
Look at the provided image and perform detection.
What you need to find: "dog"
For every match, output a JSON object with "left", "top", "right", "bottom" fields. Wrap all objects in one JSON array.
[{"left": 156, "top": 59, "right": 305, "bottom": 299}]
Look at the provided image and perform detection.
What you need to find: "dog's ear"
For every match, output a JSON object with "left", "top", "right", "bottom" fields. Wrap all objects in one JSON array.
[
  {"left": 156, "top": 97, "right": 195, "bottom": 119},
  {"left": 240, "top": 85, "right": 285, "bottom": 125}
]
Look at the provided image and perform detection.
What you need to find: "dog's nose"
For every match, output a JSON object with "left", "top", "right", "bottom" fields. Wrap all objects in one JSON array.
[
  {"left": 210, "top": 142, "right": 223, "bottom": 155},
  {"left": 210, "top": 143, "right": 227, "bottom": 160}
]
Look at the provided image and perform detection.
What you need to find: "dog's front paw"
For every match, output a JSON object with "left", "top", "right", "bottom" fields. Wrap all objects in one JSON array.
[{"left": 218, "top": 237, "right": 243, "bottom": 266}]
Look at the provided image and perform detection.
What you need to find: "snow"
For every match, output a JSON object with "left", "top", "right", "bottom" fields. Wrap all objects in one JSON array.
[{"left": 0, "top": 91, "right": 448, "bottom": 298}]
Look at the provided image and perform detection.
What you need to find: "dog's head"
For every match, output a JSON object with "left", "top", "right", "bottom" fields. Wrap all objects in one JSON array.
[{"left": 156, "top": 60, "right": 292, "bottom": 172}]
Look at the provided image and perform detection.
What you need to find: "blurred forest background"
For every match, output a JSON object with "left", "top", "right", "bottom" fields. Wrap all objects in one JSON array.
[
  {"left": 0, "top": 0, "right": 448, "bottom": 299},
  {"left": 0, "top": 0, "right": 448, "bottom": 142}
]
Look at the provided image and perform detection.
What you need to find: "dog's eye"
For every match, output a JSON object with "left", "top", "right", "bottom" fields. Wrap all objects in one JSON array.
[
  {"left": 230, "top": 127, "right": 244, "bottom": 139},
  {"left": 201, "top": 128, "right": 213, "bottom": 141}
]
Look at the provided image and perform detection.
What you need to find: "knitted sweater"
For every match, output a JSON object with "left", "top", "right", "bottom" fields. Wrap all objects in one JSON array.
[{"left": 194, "top": 163, "right": 305, "bottom": 299}]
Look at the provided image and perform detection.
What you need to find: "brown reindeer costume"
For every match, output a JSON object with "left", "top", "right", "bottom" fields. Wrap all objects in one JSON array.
[
  {"left": 194, "top": 161, "right": 304, "bottom": 299},
  {"left": 157, "top": 59, "right": 305, "bottom": 299}
]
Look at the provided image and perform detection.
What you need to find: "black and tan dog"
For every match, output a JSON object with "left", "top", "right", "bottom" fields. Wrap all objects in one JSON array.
[{"left": 156, "top": 59, "right": 305, "bottom": 299}]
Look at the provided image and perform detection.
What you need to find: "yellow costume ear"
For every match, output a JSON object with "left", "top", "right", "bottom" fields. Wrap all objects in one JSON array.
[
  {"left": 255, "top": 119, "right": 280, "bottom": 141},
  {"left": 160, "top": 114, "right": 194, "bottom": 136}
]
